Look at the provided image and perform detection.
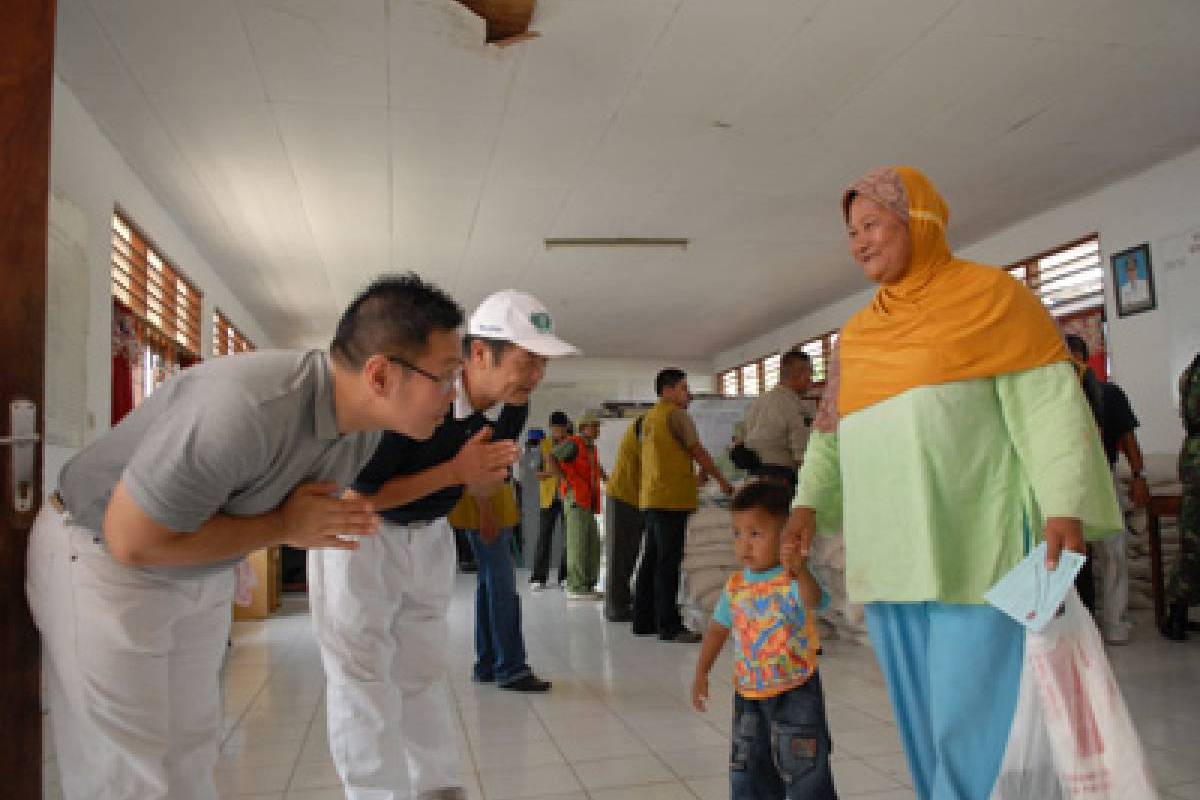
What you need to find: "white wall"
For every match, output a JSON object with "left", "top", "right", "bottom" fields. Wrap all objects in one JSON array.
[
  {"left": 715, "top": 144, "right": 1200, "bottom": 456},
  {"left": 526, "top": 358, "right": 713, "bottom": 436},
  {"left": 45, "top": 77, "right": 273, "bottom": 487},
  {"left": 957, "top": 147, "right": 1200, "bottom": 456}
]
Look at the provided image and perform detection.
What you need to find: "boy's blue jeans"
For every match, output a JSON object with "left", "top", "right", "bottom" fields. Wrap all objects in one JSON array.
[{"left": 730, "top": 671, "right": 838, "bottom": 800}]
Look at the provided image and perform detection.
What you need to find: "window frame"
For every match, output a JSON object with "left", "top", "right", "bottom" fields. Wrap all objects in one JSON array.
[
  {"left": 719, "top": 354, "right": 775, "bottom": 398},
  {"left": 793, "top": 330, "right": 838, "bottom": 388},
  {"left": 1006, "top": 232, "right": 1108, "bottom": 379},
  {"left": 1005, "top": 233, "right": 1103, "bottom": 319},
  {"left": 110, "top": 209, "right": 203, "bottom": 407},
  {"left": 717, "top": 331, "right": 838, "bottom": 398},
  {"left": 213, "top": 308, "right": 255, "bottom": 356},
  {"left": 110, "top": 208, "right": 202, "bottom": 359}
]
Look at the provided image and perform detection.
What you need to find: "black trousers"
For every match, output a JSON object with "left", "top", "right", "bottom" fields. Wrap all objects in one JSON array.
[
  {"left": 632, "top": 508, "right": 690, "bottom": 637},
  {"left": 530, "top": 499, "right": 566, "bottom": 584},
  {"left": 752, "top": 465, "right": 798, "bottom": 505},
  {"left": 453, "top": 527, "right": 476, "bottom": 567},
  {"left": 1076, "top": 545, "right": 1096, "bottom": 614},
  {"left": 511, "top": 481, "right": 524, "bottom": 557},
  {"left": 604, "top": 497, "right": 644, "bottom": 619}
]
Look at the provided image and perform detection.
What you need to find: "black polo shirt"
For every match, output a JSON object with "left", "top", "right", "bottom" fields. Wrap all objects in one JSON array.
[
  {"left": 1099, "top": 382, "right": 1138, "bottom": 467},
  {"left": 353, "top": 401, "right": 528, "bottom": 525}
]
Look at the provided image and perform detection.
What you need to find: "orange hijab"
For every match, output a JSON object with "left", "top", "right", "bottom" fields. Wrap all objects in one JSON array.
[{"left": 837, "top": 166, "right": 1067, "bottom": 417}]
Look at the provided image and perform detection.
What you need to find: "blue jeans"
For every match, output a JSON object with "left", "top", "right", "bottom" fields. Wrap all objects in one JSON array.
[
  {"left": 467, "top": 528, "right": 532, "bottom": 686},
  {"left": 731, "top": 672, "right": 837, "bottom": 800}
]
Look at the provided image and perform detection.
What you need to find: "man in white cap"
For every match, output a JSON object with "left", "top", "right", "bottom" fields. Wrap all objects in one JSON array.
[
  {"left": 311, "top": 289, "right": 577, "bottom": 800},
  {"left": 30, "top": 274, "right": 464, "bottom": 800}
]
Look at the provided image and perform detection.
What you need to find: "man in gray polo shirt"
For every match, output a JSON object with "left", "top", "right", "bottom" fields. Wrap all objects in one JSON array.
[{"left": 27, "top": 274, "right": 464, "bottom": 800}]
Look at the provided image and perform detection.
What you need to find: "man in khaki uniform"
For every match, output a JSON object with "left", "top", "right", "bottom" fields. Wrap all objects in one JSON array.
[
  {"left": 633, "top": 368, "right": 733, "bottom": 642},
  {"left": 743, "top": 350, "right": 816, "bottom": 493}
]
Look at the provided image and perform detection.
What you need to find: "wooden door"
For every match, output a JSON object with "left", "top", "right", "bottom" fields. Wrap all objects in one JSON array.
[{"left": 1, "top": 1, "right": 56, "bottom": 797}]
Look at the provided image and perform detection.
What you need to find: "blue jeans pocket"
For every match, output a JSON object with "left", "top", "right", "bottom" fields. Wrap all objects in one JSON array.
[{"left": 772, "top": 723, "right": 821, "bottom": 784}]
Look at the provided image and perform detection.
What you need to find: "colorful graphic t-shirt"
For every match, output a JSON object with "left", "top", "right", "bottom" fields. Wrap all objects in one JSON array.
[{"left": 714, "top": 566, "right": 830, "bottom": 699}]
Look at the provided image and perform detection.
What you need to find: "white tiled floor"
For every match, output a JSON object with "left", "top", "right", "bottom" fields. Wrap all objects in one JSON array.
[{"left": 44, "top": 571, "right": 1200, "bottom": 799}]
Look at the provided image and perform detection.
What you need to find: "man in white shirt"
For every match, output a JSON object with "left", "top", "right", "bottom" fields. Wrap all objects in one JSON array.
[{"left": 1119, "top": 257, "right": 1150, "bottom": 308}]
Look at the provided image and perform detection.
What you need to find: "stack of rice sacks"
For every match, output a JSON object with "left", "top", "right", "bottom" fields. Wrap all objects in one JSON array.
[{"left": 679, "top": 488, "right": 739, "bottom": 632}]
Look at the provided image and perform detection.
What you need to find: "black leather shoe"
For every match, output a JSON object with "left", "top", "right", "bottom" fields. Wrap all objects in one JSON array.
[{"left": 500, "top": 674, "right": 552, "bottom": 692}]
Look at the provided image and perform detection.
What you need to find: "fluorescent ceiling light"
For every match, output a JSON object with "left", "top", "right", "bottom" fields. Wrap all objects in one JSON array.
[{"left": 544, "top": 237, "right": 688, "bottom": 249}]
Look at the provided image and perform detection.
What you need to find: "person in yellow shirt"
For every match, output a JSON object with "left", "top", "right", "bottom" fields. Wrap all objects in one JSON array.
[
  {"left": 604, "top": 414, "right": 645, "bottom": 621},
  {"left": 529, "top": 411, "right": 570, "bottom": 590},
  {"left": 634, "top": 368, "right": 733, "bottom": 643}
]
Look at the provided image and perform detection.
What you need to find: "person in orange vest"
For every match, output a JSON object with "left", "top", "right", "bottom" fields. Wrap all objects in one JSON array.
[{"left": 553, "top": 410, "right": 607, "bottom": 599}]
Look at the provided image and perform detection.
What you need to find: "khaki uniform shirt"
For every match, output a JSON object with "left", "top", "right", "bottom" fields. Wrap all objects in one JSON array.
[{"left": 743, "top": 384, "right": 816, "bottom": 470}]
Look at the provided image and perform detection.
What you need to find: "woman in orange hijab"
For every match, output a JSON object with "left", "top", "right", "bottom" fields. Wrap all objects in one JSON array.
[{"left": 786, "top": 167, "right": 1122, "bottom": 800}]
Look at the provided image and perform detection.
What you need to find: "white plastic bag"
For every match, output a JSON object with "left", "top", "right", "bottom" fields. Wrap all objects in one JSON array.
[
  {"left": 990, "top": 590, "right": 1157, "bottom": 800},
  {"left": 233, "top": 557, "right": 258, "bottom": 607}
]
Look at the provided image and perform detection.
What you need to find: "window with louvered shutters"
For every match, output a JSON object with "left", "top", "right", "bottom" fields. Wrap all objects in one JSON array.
[
  {"left": 213, "top": 309, "right": 255, "bottom": 356},
  {"left": 1008, "top": 235, "right": 1103, "bottom": 318},
  {"left": 110, "top": 210, "right": 201, "bottom": 357},
  {"left": 1007, "top": 234, "right": 1107, "bottom": 378},
  {"left": 110, "top": 210, "right": 202, "bottom": 406},
  {"left": 793, "top": 331, "right": 838, "bottom": 387}
]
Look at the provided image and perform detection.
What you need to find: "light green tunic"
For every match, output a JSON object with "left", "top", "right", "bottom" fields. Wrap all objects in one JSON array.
[{"left": 795, "top": 361, "right": 1122, "bottom": 604}]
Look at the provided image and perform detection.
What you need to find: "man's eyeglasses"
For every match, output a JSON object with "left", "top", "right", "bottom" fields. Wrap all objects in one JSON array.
[{"left": 385, "top": 354, "right": 457, "bottom": 394}]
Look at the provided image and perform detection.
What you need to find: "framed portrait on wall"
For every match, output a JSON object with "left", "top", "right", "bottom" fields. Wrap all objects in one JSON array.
[{"left": 1111, "top": 242, "right": 1156, "bottom": 317}]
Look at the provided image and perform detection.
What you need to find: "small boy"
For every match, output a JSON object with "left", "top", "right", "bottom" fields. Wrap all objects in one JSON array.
[{"left": 692, "top": 480, "right": 838, "bottom": 800}]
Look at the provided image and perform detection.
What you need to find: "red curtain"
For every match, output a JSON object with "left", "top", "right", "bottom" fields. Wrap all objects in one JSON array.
[
  {"left": 1059, "top": 308, "right": 1108, "bottom": 382},
  {"left": 112, "top": 299, "right": 137, "bottom": 424},
  {"left": 111, "top": 352, "right": 134, "bottom": 425}
]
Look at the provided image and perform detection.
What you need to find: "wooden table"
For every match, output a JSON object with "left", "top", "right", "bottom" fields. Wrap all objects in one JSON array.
[{"left": 1147, "top": 492, "right": 1182, "bottom": 631}]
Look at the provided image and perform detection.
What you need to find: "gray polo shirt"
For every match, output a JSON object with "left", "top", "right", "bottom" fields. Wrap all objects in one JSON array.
[{"left": 58, "top": 349, "right": 381, "bottom": 573}]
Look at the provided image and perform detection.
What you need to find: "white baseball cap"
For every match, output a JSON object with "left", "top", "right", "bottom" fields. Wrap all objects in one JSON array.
[{"left": 468, "top": 290, "right": 580, "bottom": 357}]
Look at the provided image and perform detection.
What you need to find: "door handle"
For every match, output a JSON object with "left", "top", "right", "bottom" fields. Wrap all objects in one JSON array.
[{"left": 0, "top": 400, "right": 39, "bottom": 513}]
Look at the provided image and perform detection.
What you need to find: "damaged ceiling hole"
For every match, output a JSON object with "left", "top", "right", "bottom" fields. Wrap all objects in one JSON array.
[{"left": 453, "top": 0, "right": 540, "bottom": 45}]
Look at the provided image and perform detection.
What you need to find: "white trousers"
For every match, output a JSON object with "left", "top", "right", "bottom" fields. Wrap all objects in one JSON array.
[
  {"left": 309, "top": 518, "right": 460, "bottom": 800},
  {"left": 26, "top": 505, "right": 234, "bottom": 800},
  {"left": 1094, "top": 474, "right": 1132, "bottom": 640}
]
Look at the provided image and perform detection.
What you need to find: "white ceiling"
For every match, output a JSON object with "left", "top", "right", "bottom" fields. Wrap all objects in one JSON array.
[{"left": 55, "top": 0, "right": 1200, "bottom": 357}]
